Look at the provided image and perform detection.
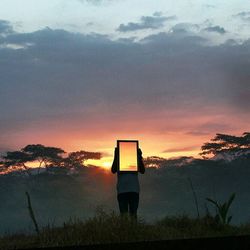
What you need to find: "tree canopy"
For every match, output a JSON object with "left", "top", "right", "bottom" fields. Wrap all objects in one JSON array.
[
  {"left": 0, "top": 144, "right": 65, "bottom": 175},
  {"left": 22, "top": 144, "right": 65, "bottom": 169},
  {"left": 200, "top": 132, "right": 250, "bottom": 159},
  {"left": 143, "top": 156, "right": 167, "bottom": 168},
  {"left": 0, "top": 144, "right": 102, "bottom": 175},
  {"left": 63, "top": 150, "right": 102, "bottom": 169}
]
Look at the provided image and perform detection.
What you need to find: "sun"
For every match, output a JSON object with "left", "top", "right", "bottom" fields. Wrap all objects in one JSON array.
[
  {"left": 85, "top": 158, "right": 112, "bottom": 170},
  {"left": 102, "top": 161, "right": 112, "bottom": 170}
]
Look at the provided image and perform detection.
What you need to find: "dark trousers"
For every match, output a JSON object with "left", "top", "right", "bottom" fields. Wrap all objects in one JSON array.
[{"left": 117, "top": 192, "right": 139, "bottom": 219}]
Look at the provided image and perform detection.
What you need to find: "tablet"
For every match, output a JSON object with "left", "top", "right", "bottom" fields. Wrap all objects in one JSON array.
[{"left": 117, "top": 140, "right": 139, "bottom": 172}]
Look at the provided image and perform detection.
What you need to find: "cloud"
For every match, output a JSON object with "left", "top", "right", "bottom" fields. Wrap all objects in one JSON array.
[
  {"left": 0, "top": 26, "right": 250, "bottom": 151},
  {"left": 162, "top": 146, "right": 200, "bottom": 153},
  {"left": 185, "top": 131, "right": 210, "bottom": 136},
  {"left": 203, "top": 25, "right": 226, "bottom": 34},
  {"left": 0, "top": 20, "right": 14, "bottom": 35},
  {"left": 170, "top": 23, "right": 200, "bottom": 34},
  {"left": 183, "top": 123, "right": 233, "bottom": 140},
  {"left": 117, "top": 12, "right": 176, "bottom": 32},
  {"left": 233, "top": 11, "right": 250, "bottom": 22}
]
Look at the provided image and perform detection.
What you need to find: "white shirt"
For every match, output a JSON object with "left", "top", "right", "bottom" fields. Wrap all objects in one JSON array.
[{"left": 116, "top": 172, "right": 140, "bottom": 194}]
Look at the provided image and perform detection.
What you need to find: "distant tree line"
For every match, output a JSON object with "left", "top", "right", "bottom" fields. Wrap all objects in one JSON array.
[
  {"left": 142, "top": 132, "right": 250, "bottom": 168},
  {"left": 0, "top": 144, "right": 101, "bottom": 175},
  {"left": 0, "top": 132, "right": 249, "bottom": 174}
]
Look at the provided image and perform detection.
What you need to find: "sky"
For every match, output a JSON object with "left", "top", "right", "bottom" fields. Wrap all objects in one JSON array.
[{"left": 0, "top": 0, "right": 250, "bottom": 168}]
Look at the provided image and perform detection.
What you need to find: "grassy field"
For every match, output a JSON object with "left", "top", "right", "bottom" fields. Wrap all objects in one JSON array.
[{"left": 1, "top": 208, "right": 250, "bottom": 250}]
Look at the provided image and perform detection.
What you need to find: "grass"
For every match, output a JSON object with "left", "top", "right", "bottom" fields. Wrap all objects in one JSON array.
[{"left": 1, "top": 208, "right": 250, "bottom": 249}]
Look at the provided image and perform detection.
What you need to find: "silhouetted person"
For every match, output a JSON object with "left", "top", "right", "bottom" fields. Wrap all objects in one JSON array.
[{"left": 111, "top": 147, "right": 145, "bottom": 219}]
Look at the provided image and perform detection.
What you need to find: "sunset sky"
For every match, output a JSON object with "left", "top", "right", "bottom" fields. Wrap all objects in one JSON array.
[{"left": 0, "top": 0, "right": 250, "bottom": 168}]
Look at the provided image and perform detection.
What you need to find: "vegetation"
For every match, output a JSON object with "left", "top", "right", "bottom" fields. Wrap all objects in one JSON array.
[
  {"left": 0, "top": 209, "right": 250, "bottom": 250},
  {"left": 0, "top": 144, "right": 102, "bottom": 175},
  {"left": 200, "top": 132, "right": 250, "bottom": 159},
  {"left": 25, "top": 191, "right": 40, "bottom": 235},
  {"left": 63, "top": 150, "right": 101, "bottom": 170},
  {"left": 206, "top": 193, "right": 236, "bottom": 225}
]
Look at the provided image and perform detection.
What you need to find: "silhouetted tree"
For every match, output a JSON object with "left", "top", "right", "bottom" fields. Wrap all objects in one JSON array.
[
  {"left": 1, "top": 144, "right": 65, "bottom": 175},
  {"left": 1, "top": 151, "right": 34, "bottom": 176},
  {"left": 166, "top": 156, "right": 194, "bottom": 167},
  {"left": 200, "top": 132, "right": 250, "bottom": 159},
  {"left": 144, "top": 156, "right": 194, "bottom": 168},
  {"left": 63, "top": 150, "right": 102, "bottom": 170},
  {"left": 22, "top": 144, "right": 65, "bottom": 172},
  {"left": 143, "top": 156, "right": 167, "bottom": 168}
]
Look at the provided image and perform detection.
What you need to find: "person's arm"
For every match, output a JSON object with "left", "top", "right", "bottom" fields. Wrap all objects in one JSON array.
[
  {"left": 138, "top": 148, "right": 145, "bottom": 174},
  {"left": 111, "top": 147, "right": 118, "bottom": 174}
]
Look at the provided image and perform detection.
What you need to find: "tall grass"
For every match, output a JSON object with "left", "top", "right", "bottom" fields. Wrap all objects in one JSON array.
[{"left": 1, "top": 208, "right": 250, "bottom": 250}]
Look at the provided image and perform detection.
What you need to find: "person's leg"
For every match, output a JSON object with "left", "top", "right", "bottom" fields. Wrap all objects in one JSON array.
[
  {"left": 117, "top": 192, "right": 129, "bottom": 216},
  {"left": 128, "top": 192, "right": 139, "bottom": 220}
]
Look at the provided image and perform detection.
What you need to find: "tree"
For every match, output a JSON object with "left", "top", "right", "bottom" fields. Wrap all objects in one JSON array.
[
  {"left": 143, "top": 156, "right": 167, "bottom": 168},
  {"left": 200, "top": 132, "right": 250, "bottom": 159},
  {"left": 22, "top": 144, "right": 65, "bottom": 172},
  {"left": 63, "top": 150, "right": 102, "bottom": 170},
  {"left": 1, "top": 144, "right": 65, "bottom": 175},
  {"left": 143, "top": 156, "right": 194, "bottom": 168},
  {"left": 1, "top": 151, "right": 34, "bottom": 176}
]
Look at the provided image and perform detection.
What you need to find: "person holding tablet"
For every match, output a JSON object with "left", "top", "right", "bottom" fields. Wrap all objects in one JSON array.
[{"left": 111, "top": 140, "right": 145, "bottom": 219}]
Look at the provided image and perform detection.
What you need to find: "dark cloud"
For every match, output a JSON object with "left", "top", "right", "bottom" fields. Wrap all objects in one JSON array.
[
  {"left": 203, "top": 25, "right": 226, "bottom": 34},
  {"left": 185, "top": 131, "right": 210, "bottom": 136},
  {"left": 117, "top": 12, "right": 176, "bottom": 32},
  {"left": 0, "top": 20, "right": 14, "bottom": 35},
  {"left": 0, "top": 25, "right": 250, "bottom": 147},
  {"left": 233, "top": 11, "right": 250, "bottom": 21},
  {"left": 162, "top": 146, "right": 200, "bottom": 153},
  {"left": 170, "top": 23, "right": 200, "bottom": 34},
  {"left": 193, "top": 122, "right": 232, "bottom": 134}
]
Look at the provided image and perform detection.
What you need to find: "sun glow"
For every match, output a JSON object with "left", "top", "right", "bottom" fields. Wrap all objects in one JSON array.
[
  {"left": 102, "top": 161, "right": 112, "bottom": 168},
  {"left": 85, "top": 157, "right": 113, "bottom": 170}
]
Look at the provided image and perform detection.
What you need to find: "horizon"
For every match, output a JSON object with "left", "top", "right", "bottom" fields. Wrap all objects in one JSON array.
[
  {"left": 1, "top": 131, "right": 249, "bottom": 174},
  {"left": 0, "top": 139, "right": 204, "bottom": 173}
]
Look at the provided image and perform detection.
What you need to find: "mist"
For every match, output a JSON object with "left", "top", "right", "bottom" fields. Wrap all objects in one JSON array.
[{"left": 1, "top": 156, "right": 249, "bottom": 235}]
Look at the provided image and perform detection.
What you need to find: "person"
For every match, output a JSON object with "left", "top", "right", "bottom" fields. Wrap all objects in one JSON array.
[{"left": 111, "top": 146, "right": 145, "bottom": 219}]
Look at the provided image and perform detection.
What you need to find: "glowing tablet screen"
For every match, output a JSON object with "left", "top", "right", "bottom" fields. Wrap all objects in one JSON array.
[{"left": 118, "top": 140, "right": 138, "bottom": 172}]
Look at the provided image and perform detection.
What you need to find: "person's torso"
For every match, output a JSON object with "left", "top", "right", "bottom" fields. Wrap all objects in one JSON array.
[{"left": 116, "top": 172, "right": 140, "bottom": 194}]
